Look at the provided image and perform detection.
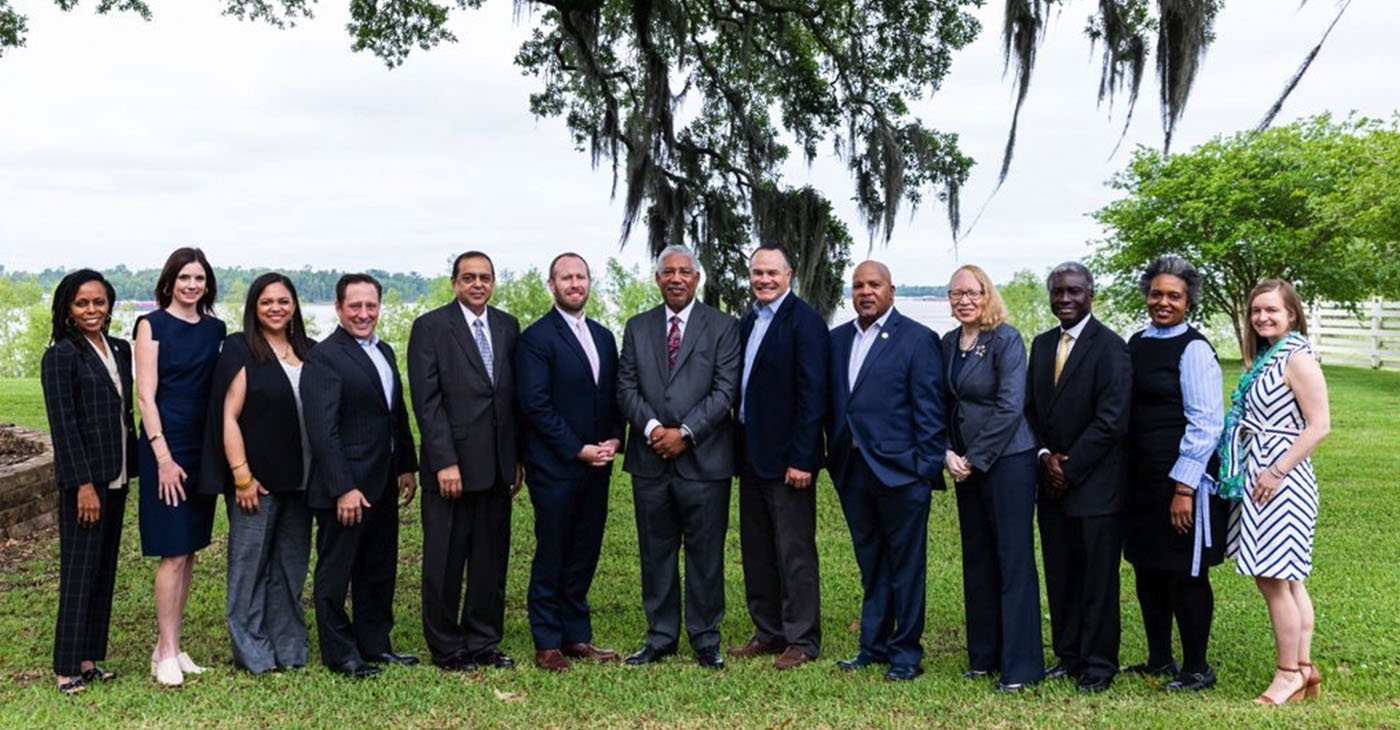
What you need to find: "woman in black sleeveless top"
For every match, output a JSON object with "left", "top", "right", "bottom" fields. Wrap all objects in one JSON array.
[{"left": 1123, "top": 255, "right": 1226, "bottom": 692}]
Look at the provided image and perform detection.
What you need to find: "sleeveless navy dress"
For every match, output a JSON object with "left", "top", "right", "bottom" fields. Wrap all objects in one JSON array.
[{"left": 137, "top": 310, "right": 225, "bottom": 557}]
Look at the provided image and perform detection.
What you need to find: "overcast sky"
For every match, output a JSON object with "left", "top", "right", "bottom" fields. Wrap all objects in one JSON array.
[{"left": 0, "top": 0, "right": 1395, "bottom": 285}]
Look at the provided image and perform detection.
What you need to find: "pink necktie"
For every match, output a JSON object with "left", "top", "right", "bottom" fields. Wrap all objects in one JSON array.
[{"left": 575, "top": 318, "right": 600, "bottom": 384}]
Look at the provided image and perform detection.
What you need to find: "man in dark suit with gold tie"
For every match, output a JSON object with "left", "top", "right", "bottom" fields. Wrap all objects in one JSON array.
[{"left": 408, "top": 252, "right": 522, "bottom": 672}]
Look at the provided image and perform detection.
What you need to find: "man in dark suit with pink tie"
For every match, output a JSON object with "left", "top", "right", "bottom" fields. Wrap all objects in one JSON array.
[{"left": 515, "top": 253, "right": 625, "bottom": 672}]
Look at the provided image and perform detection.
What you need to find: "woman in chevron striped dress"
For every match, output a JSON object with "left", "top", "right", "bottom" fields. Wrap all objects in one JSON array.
[{"left": 1224, "top": 280, "right": 1330, "bottom": 705}]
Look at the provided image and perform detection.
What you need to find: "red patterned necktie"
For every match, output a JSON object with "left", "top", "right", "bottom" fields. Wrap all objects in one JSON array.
[{"left": 667, "top": 315, "right": 681, "bottom": 370}]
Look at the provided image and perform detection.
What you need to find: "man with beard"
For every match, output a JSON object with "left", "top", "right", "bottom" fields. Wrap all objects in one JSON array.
[
  {"left": 407, "top": 251, "right": 522, "bottom": 672},
  {"left": 1024, "top": 261, "right": 1132, "bottom": 693},
  {"left": 617, "top": 244, "right": 741, "bottom": 670},
  {"left": 514, "top": 252, "right": 625, "bottom": 671}
]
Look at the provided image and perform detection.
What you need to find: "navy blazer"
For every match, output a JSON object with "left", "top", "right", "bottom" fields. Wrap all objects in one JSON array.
[
  {"left": 515, "top": 308, "right": 625, "bottom": 483},
  {"left": 826, "top": 308, "right": 947, "bottom": 488},
  {"left": 737, "top": 292, "right": 828, "bottom": 481},
  {"left": 40, "top": 335, "right": 137, "bottom": 491},
  {"left": 302, "top": 327, "right": 417, "bottom": 510},
  {"left": 940, "top": 323, "right": 1037, "bottom": 477}
]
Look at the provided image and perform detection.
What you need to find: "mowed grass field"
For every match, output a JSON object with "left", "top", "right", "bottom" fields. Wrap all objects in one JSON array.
[{"left": 1, "top": 364, "right": 1398, "bottom": 729}]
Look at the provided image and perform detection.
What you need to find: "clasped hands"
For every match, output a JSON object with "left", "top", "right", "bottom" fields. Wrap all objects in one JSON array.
[
  {"left": 578, "top": 438, "right": 623, "bottom": 467},
  {"left": 649, "top": 426, "right": 689, "bottom": 460},
  {"left": 1039, "top": 451, "right": 1070, "bottom": 498},
  {"left": 336, "top": 472, "right": 416, "bottom": 526}
]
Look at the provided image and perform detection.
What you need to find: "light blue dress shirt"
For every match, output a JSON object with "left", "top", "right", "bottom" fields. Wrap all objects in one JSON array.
[
  {"left": 740, "top": 289, "right": 789, "bottom": 423},
  {"left": 355, "top": 334, "right": 394, "bottom": 408}
]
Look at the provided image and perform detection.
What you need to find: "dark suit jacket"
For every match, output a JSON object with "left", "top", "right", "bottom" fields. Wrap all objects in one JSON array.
[
  {"left": 40, "top": 335, "right": 137, "bottom": 491},
  {"left": 407, "top": 302, "right": 520, "bottom": 492},
  {"left": 302, "top": 327, "right": 417, "bottom": 510},
  {"left": 199, "top": 333, "right": 317, "bottom": 495},
  {"left": 618, "top": 300, "right": 741, "bottom": 482},
  {"left": 515, "top": 308, "right": 624, "bottom": 483},
  {"left": 737, "top": 292, "right": 828, "bottom": 481},
  {"left": 940, "top": 323, "right": 1037, "bottom": 478},
  {"left": 1024, "top": 315, "right": 1133, "bottom": 517},
  {"left": 826, "top": 308, "right": 947, "bottom": 488}
]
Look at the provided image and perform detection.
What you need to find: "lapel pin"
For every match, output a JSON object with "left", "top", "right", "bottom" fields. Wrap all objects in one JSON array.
[{"left": 880, "top": 332, "right": 889, "bottom": 339}]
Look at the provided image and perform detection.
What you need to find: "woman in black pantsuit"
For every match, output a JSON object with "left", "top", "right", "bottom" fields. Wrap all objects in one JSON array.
[{"left": 40, "top": 269, "right": 137, "bottom": 695}]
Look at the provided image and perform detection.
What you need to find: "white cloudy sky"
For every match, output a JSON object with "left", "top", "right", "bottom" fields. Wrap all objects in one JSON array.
[{"left": 0, "top": 0, "right": 1395, "bottom": 284}]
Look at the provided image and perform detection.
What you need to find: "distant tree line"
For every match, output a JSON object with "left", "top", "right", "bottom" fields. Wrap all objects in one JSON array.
[{"left": 0, "top": 265, "right": 436, "bottom": 303}]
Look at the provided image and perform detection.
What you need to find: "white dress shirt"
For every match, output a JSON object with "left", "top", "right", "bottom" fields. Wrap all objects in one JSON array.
[
  {"left": 848, "top": 307, "right": 894, "bottom": 392},
  {"left": 355, "top": 334, "right": 394, "bottom": 408},
  {"left": 556, "top": 305, "right": 600, "bottom": 383}
]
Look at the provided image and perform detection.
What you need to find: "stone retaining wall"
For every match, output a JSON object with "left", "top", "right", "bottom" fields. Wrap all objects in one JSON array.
[{"left": 0, "top": 426, "right": 57, "bottom": 540}]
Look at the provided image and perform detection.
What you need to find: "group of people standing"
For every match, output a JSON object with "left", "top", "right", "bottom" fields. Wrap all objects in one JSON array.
[{"left": 40, "top": 244, "right": 1327, "bottom": 707}]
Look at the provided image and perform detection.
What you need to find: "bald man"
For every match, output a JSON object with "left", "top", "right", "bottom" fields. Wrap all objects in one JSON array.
[{"left": 826, "top": 261, "right": 947, "bottom": 681}]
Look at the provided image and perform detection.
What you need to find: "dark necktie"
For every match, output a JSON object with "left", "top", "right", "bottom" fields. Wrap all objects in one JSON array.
[{"left": 667, "top": 315, "right": 681, "bottom": 370}]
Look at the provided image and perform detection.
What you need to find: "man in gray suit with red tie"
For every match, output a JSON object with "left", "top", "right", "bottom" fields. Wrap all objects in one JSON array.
[{"left": 617, "top": 244, "right": 741, "bottom": 670}]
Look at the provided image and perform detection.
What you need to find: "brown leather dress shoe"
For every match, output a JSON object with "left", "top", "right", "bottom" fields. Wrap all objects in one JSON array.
[
  {"left": 773, "top": 646, "right": 813, "bottom": 670},
  {"left": 562, "top": 643, "right": 620, "bottom": 661},
  {"left": 535, "top": 649, "right": 570, "bottom": 672},
  {"left": 728, "top": 636, "right": 784, "bottom": 658}
]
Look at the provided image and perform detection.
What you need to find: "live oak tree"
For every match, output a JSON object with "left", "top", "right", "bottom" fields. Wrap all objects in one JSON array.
[
  {"left": 1090, "top": 114, "right": 1400, "bottom": 351},
  {"left": 0, "top": 1, "right": 1341, "bottom": 314}
]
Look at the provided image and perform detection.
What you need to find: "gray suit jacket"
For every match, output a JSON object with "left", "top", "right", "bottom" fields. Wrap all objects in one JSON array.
[
  {"left": 618, "top": 300, "right": 741, "bottom": 481},
  {"left": 940, "top": 323, "right": 1037, "bottom": 475}
]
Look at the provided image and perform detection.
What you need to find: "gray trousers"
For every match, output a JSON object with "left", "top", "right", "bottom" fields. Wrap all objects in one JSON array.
[
  {"left": 632, "top": 472, "right": 730, "bottom": 652},
  {"left": 226, "top": 492, "right": 312, "bottom": 673}
]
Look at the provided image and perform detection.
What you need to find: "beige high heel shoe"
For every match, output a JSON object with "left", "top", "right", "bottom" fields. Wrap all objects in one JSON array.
[
  {"left": 175, "top": 652, "right": 207, "bottom": 675},
  {"left": 1253, "top": 666, "right": 1306, "bottom": 705},
  {"left": 151, "top": 656, "right": 184, "bottom": 687}
]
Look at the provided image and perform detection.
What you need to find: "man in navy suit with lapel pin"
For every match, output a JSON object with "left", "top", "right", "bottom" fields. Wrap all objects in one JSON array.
[
  {"left": 514, "top": 252, "right": 625, "bottom": 672},
  {"left": 303, "top": 273, "right": 419, "bottom": 679},
  {"left": 729, "top": 246, "right": 828, "bottom": 670},
  {"left": 408, "top": 251, "right": 522, "bottom": 673},
  {"left": 826, "top": 260, "right": 946, "bottom": 681}
]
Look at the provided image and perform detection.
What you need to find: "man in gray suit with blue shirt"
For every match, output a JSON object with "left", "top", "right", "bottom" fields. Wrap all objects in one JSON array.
[{"left": 617, "top": 244, "right": 741, "bottom": 670}]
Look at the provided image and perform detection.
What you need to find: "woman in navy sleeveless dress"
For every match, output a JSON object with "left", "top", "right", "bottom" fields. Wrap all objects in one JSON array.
[{"left": 135, "top": 248, "right": 225, "bottom": 687}]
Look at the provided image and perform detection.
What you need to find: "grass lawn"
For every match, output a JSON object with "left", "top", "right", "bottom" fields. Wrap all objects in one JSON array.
[{"left": 1, "top": 365, "right": 1398, "bottom": 728}]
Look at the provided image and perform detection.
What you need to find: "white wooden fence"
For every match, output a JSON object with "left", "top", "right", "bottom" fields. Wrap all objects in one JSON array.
[{"left": 1309, "top": 299, "right": 1400, "bottom": 370}]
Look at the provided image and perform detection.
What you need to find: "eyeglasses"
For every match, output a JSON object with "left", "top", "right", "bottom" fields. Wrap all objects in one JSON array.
[{"left": 948, "top": 289, "right": 984, "bottom": 303}]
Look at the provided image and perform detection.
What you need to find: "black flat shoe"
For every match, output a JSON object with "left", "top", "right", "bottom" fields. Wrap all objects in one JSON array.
[
  {"left": 1045, "top": 662, "right": 1075, "bottom": 681},
  {"left": 328, "top": 659, "right": 382, "bottom": 679},
  {"left": 81, "top": 665, "right": 117, "bottom": 682},
  {"left": 1077, "top": 675, "right": 1114, "bottom": 693},
  {"left": 366, "top": 651, "right": 419, "bottom": 666},
  {"left": 836, "top": 652, "right": 885, "bottom": 672},
  {"left": 624, "top": 644, "right": 677, "bottom": 666},
  {"left": 1122, "top": 659, "right": 1180, "bottom": 678},
  {"left": 1165, "top": 667, "right": 1217, "bottom": 691},
  {"left": 695, "top": 648, "right": 724, "bottom": 670},
  {"left": 474, "top": 649, "right": 515, "bottom": 669},
  {"left": 57, "top": 678, "right": 86, "bottom": 695}
]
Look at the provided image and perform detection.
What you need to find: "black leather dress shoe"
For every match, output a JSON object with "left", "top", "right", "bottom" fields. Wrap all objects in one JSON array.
[
  {"left": 624, "top": 644, "right": 677, "bottom": 666},
  {"left": 366, "top": 651, "right": 419, "bottom": 666},
  {"left": 432, "top": 652, "right": 479, "bottom": 672},
  {"left": 695, "top": 648, "right": 724, "bottom": 670},
  {"left": 1164, "top": 667, "right": 1217, "bottom": 691},
  {"left": 1076, "top": 675, "right": 1114, "bottom": 693},
  {"left": 962, "top": 669, "right": 993, "bottom": 680},
  {"left": 885, "top": 664, "right": 923, "bottom": 681},
  {"left": 328, "top": 659, "right": 382, "bottom": 679},
  {"left": 1045, "top": 662, "right": 1075, "bottom": 681},
  {"left": 1122, "top": 659, "right": 1180, "bottom": 678},
  {"left": 836, "top": 652, "right": 885, "bottom": 672},
  {"left": 474, "top": 650, "right": 515, "bottom": 669}
]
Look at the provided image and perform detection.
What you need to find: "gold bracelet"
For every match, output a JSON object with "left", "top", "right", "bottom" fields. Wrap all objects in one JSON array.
[
  {"left": 229, "top": 460, "right": 248, "bottom": 472},
  {"left": 148, "top": 432, "right": 164, "bottom": 443},
  {"left": 234, "top": 474, "right": 255, "bottom": 490}
]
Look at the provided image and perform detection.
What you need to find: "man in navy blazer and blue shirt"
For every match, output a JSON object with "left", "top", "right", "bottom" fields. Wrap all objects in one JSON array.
[
  {"left": 730, "top": 246, "right": 828, "bottom": 670},
  {"left": 303, "top": 274, "right": 419, "bottom": 679},
  {"left": 826, "top": 260, "right": 947, "bottom": 681},
  {"left": 515, "top": 253, "right": 625, "bottom": 672}
]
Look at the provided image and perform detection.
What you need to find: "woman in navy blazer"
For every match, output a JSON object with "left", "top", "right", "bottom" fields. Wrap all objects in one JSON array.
[
  {"left": 941, "top": 264, "right": 1045, "bottom": 691},
  {"left": 40, "top": 269, "right": 137, "bottom": 695}
]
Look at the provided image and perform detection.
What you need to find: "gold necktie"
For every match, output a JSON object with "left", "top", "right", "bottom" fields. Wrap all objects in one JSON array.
[{"left": 1053, "top": 331, "right": 1073, "bottom": 386}]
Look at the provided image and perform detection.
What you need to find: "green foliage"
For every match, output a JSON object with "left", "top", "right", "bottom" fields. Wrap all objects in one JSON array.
[
  {"left": 997, "top": 268, "right": 1055, "bottom": 347},
  {"left": 1091, "top": 113, "right": 1400, "bottom": 351},
  {"left": 2, "top": 265, "right": 435, "bottom": 305},
  {"left": 597, "top": 257, "right": 656, "bottom": 335},
  {"left": 0, "top": 277, "right": 47, "bottom": 378},
  {"left": 493, "top": 267, "right": 554, "bottom": 326}
]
